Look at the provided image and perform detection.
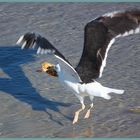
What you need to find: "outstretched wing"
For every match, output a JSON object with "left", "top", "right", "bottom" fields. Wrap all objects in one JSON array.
[
  {"left": 76, "top": 9, "right": 140, "bottom": 83},
  {"left": 16, "top": 32, "right": 82, "bottom": 82},
  {"left": 16, "top": 32, "right": 70, "bottom": 64}
]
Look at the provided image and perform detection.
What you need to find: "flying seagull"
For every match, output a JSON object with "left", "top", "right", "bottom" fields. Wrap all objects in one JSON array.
[{"left": 16, "top": 9, "right": 140, "bottom": 124}]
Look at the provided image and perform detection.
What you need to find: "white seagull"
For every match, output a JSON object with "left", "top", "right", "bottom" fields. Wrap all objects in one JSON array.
[{"left": 16, "top": 9, "right": 140, "bottom": 124}]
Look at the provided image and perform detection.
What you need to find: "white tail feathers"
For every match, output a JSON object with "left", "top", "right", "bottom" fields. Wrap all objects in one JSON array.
[
  {"left": 111, "top": 89, "right": 124, "bottom": 94},
  {"left": 102, "top": 87, "right": 124, "bottom": 100},
  {"left": 83, "top": 81, "right": 124, "bottom": 100},
  {"left": 103, "top": 94, "right": 111, "bottom": 100}
]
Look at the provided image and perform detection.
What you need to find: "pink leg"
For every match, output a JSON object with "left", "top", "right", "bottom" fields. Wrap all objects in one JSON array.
[{"left": 73, "top": 102, "right": 85, "bottom": 124}]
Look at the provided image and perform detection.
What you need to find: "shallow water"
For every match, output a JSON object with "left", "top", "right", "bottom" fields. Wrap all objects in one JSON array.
[{"left": 0, "top": 3, "right": 140, "bottom": 137}]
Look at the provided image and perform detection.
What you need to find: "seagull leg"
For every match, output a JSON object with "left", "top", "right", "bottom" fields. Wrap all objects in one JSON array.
[
  {"left": 73, "top": 97, "right": 85, "bottom": 124},
  {"left": 84, "top": 96, "right": 94, "bottom": 119},
  {"left": 84, "top": 103, "right": 94, "bottom": 119}
]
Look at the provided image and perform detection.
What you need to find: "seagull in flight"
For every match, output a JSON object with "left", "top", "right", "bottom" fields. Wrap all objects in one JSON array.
[{"left": 16, "top": 9, "right": 140, "bottom": 124}]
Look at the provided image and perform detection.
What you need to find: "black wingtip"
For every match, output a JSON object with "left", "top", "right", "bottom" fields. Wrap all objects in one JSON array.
[{"left": 16, "top": 32, "right": 37, "bottom": 49}]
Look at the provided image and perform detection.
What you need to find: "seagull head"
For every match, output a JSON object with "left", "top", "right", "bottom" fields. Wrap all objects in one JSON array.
[{"left": 36, "top": 62, "right": 58, "bottom": 77}]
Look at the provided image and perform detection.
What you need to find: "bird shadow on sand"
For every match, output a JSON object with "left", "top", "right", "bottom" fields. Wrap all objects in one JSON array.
[{"left": 0, "top": 46, "right": 72, "bottom": 125}]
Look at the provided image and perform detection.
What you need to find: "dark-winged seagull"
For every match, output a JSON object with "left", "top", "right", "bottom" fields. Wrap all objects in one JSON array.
[{"left": 16, "top": 9, "right": 140, "bottom": 124}]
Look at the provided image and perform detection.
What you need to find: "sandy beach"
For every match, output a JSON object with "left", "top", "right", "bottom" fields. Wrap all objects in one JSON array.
[{"left": 0, "top": 3, "right": 140, "bottom": 137}]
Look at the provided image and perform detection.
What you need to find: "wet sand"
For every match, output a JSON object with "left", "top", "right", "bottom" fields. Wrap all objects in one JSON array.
[{"left": 0, "top": 3, "right": 140, "bottom": 137}]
